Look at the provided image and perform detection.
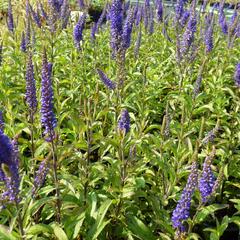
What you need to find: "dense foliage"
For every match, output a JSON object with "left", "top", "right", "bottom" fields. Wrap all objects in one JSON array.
[{"left": 0, "top": 0, "right": 240, "bottom": 239}]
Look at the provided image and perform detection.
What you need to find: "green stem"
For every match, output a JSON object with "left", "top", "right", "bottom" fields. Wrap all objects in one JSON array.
[
  {"left": 84, "top": 99, "right": 92, "bottom": 204},
  {"left": 51, "top": 140, "right": 61, "bottom": 223},
  {"left": 16, "top": 201, "right": 25, "bottom": 240},
  {"left": 30, "top": 112, "right": 34, "bottom": 160},
  {"left": 115, "top": 136, "right": 126, "bottom": 218}
]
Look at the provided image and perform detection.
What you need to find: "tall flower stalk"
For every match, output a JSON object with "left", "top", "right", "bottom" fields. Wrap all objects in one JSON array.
[
  {"left": 204, "top": 12, "right": 214, "bottom": 53},
  {"left": 109, "top": 0, "right": 132, "bottom": 88},
  {"left": 234, "top": 63, "right": 240, "bottom": 87},
  {"left": 82, "top": 98, "right": 95, "bottom": 203},
  {"left": 7, "top": 0, "right": 14, "bottom": 33},
  {"left": 40, "top": 48, "right": 60, "bottom": 223},
  {"left": 73, "top": 13, "right": 87, "bottom": 50},
  {"left": 97, "top": 69, "right": 116, "bottom": 90},
  {"left": 115, "top": 109, "right": 131, "bottom": 218},
  {"left": 26, "top": 52, "right": 37, "bottom": 159},
  {"left": 172, "top": 160, "right": 198, "bottom": 234},
  {"left": 20, "top": 32, "right": 27, "bottom": 53},
  {"left": 32, "top": 158, "right": 50, "bottom": 197},
  {"left": 109, "top": 0, "right": 128, "bottom": 128},
  {"left": 199, "top": 146, "right": 216, "bottom": 203}
]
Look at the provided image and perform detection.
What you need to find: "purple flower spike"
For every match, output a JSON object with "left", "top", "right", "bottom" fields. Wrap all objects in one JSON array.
[
  {"left": 219, "top": 10, "right": 228, "bottom": 35},
  {"left": 26, "top": 0, "right": 30, "bottom": 17},
  {"left": 202, "top": 126, "right": 219, "bottom": 145},
  {"left": 134, "top": 28, "right": 142, "bottom": 58},
  {"left": 143, "top": 4, "right": 149, "bottom": 30},
  {"left": 124, "top": 1, "right": 130, "bottom": 13},
  {"left": 204, "top": 13, "right": 214, "bottom": 53},
  {"left": 96, "top": 4, "right": 107, "bottom": 32},
  {"left": 175, "top": 0, "right": 184, "bottom": 21},
  {"left": 122, "top": 8, "right": 135, "bottom": 49},
  {"left": 25, "top": 18, "right": 31, "bottom": 47},
  {"left": 156, "top": 0, "right": 163, "bottom": 22},
  {"left": 78, "top": 0, "right": 85, "bottom": 9},
  {"left": 26, "top": 53, "right": 37, "bottom": 114},
  {"left": 0, "top": 132, "right": 12, "bottom": 164},
  {"left": 62, "top": 9, "right": 71, "bottom": 29},
  {"left": 73, "top": 13, "right": 86, "bottom": 49},
  {"left": 29, "top": 4, "right": 41, "bottom": 28},
  {"left": 179, "top": 11, "right": 197, "bottom": 60},
  {"left": 60, "top": 0, "right": 69, "bottom": 19},
  {"left": 32, "top": 160, "right": 49, "bottom": 196},
  {"left": 48, "top": 0, "right": 63, "bottom": 12},
  {"left": 40, "top": 49, "right": 57, "bottom": 142},
  {"left": 0, "top": 134, "right": 20, "bottom": 203},
  {"left": 20, "top": 32, "right": 27, "bottom": 52},
  {"left": 234, "top": 63, "right": 240, "bottom": 87},
  {"left": 199, "top": 148, "right": 216, "bottom": 203},
  {"left": 97, "top": 69, "right": 116, "bottom": 90},
  {"left": 171, "top": 161, "right": 198, "bottom": 232},
  {"left": 135, "top": 6, "right": 143, "bottom": 26},
  {"left": 61, "top": 0, "right": 70, "bottom": 29},
  {"left": 91, "top": 22, "right": 98, "bottom": 42},
  {"left": 148, "top": 6, "right": 154, "bottom": 34},
  {"left": 118, "top": 109, "right": 130, "bottom": 134},
  {"left": 145, "top": 0, "right": 150, "bottom": 8},
  {"left": 192, "top": 75, "right": 203, "bottom": 99},
  {"left": 7, "top": 0, "right": 14, "bottom": 33},
  {"left": 110, "top": 0, "right": 123, "bottom": 54},
  {"left": 180, "top": 10, "right": 190, "bottom": 27},
  {"left": 38, "top": 2, "right": 48, "bottom": 21}
]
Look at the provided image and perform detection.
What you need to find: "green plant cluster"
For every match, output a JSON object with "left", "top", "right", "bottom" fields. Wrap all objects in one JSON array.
[{"left": 0, "top": 1, "right": 240, "bottom": 240}]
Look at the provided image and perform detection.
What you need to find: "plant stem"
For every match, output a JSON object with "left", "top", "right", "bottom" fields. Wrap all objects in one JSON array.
[
  {"left": 84, "top": 98, "right": 92, "bottom": 204},
  {"left": 16, "top": 201, "right": 25, "bottom": 240},
  {"left": 51, "top": 140, "right": 61, "bottom": 223},
  {"left": 30, "top": 112, "right": 34, "bottom": 160},
  {"left": 115, "top": 137, "right": 126, "bottom": 218}
]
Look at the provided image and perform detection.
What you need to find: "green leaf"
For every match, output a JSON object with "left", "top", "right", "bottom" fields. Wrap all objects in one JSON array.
[
  {"left": 29, "top": 197, "right": 56, "bottom": 216},
  {"left": 86, "top": 199, "right": 112, "bottom": 240},
  {"left": 210, "top": 232, "right": 219, "bottom": 240},
  {"left": 72, "top": 212, "right": 85, "bottom": 239},
  {"left": 51, "top": 223, "right": 68, "bottom": 240},
  {"left": 127, "top": 216, "right": 156, "bottom": 240},
  {"left": 27, "top": 224, "right": 53, "bottom": 236},
  {"left": 186, "top": 233, "right": 201, "bottom": 240},
  {"left": 0, "top": 226, "right": 17, "bottom": 240},
  {"left": 230, "top": 216, "right": 240, "bottom": 227},
  {"left": 218, "top": 216, "right": 229, "bottom": 236},
  {"left": 194, "top": 204, "right": 229, "bottom": 224}
]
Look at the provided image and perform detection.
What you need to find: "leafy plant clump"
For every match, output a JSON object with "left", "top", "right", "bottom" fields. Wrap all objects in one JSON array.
[{"left": 0, "top": 0, "right": 240, "bottom": 240}]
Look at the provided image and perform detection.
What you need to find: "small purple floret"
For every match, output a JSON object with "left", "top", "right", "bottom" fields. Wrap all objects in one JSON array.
[
  {"left": 118, "top": 109, "right": 130, "bottom": 134},
  {"left": 171, "top": 161, "right": 198, "bottom": 231},
  {"left": 97, "top": 69, "right": 116, "bottom": 90},
  {"left": 234, "top": 63, "right": 240, "bottom": 87}
]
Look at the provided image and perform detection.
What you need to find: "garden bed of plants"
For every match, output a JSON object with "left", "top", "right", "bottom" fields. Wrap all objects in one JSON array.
[{"left": 0, "top": 0, "right": 240, "bottom": 239}]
